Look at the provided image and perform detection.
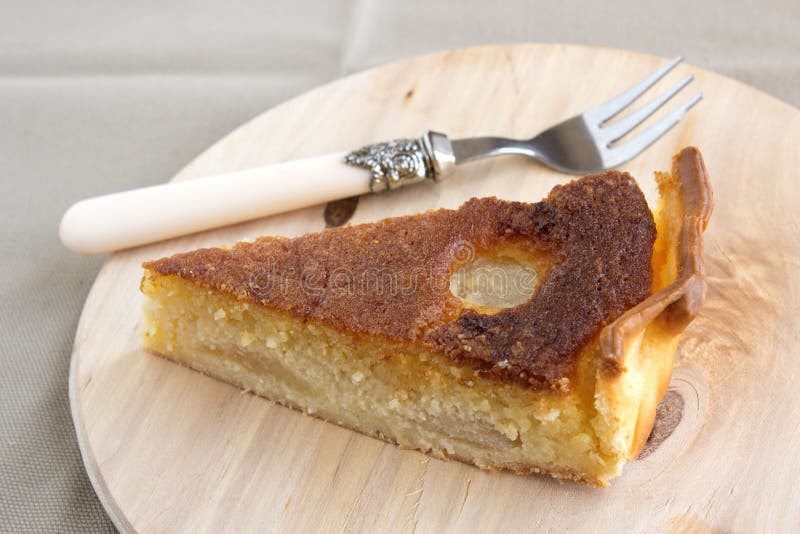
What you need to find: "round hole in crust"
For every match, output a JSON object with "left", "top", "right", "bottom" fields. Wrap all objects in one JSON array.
[{"left": 449, "top": 252, "right": 542, "bottom": 313}]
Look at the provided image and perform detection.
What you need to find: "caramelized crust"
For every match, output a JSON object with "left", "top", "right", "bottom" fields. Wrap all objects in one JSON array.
[
  {"left": 599, "top": 147, "right": 713, "bottom": 377},
  {"left": 145, "top": 171, "right": 656, "bottom": 389},
  {"left": 427, "top": 173, "right": 656, "bottom": 388}
]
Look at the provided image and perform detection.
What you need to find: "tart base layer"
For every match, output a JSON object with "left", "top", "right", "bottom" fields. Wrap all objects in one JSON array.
[{"left": 141, "top": 147, "right": 711, "bottom": 486}]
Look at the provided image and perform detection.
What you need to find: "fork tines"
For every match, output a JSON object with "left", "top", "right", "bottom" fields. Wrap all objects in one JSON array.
[{"left": 588, "top": 56, "right": 702, "bottom": 157}]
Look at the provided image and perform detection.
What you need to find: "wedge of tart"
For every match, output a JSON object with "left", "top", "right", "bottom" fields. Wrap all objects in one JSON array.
[{"left": 140, "top": 147, "right": 712, "bottom": 486}]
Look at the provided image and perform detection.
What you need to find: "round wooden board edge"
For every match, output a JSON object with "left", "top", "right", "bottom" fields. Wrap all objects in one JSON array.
[
  {"left": 67, "top": 42, "right": 800, "bottom": 533},
  {"left": 69, "top": 347, "right": 134, "bottom": 532}
]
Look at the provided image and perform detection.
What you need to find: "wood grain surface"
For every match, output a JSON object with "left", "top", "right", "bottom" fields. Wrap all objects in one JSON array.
[{"left": 69, "top": 44, "right": 800, "bottom": 533}]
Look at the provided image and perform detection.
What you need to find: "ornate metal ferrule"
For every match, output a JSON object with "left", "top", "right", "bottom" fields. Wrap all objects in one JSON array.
[{"left": 344, "top": 131, "right": 456, "bottom": 193}]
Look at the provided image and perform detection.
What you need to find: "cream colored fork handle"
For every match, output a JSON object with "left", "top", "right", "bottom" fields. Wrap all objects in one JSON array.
[{"left": 59, "top": 153, "right": 368, "bottom": 255}]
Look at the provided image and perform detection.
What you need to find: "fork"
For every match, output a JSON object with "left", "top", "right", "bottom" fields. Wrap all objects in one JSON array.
[{"left": 60, "top": 56, "right": 700, "bottom": 254}]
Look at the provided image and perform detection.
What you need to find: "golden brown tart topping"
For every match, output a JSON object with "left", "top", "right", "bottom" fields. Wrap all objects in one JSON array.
[{"left": 146, "top": 171, "right": 656, "bottom": 389}]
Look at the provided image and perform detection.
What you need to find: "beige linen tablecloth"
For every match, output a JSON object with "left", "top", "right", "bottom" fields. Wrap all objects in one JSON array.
[{"left": 1, "top": 1, "right": 797, "bottom": 531}]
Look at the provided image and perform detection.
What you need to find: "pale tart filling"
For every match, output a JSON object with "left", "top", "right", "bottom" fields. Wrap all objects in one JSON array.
[{"left": 142, "top": 271, "right": 631, "bottom": 485}]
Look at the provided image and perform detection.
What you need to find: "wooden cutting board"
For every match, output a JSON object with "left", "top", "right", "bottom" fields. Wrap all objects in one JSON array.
[{"left": 70, "top": 44, "right": 800, "bottom": 532}]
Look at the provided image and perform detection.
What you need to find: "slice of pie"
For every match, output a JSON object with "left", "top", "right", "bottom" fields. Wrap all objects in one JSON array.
[{"left": 141, "top": 147, "right": 712, "bottom": 486}]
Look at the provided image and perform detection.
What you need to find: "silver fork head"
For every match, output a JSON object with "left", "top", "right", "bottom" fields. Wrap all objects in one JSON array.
[{"left": 531, "top": 56, "right": 702, "bottom": 174}]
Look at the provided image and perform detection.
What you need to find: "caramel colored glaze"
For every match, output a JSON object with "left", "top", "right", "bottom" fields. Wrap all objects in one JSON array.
[
  {"left": 427, "top": 173, "right": 656, "bottom": 388},
  {"left": 145, "top": 171, "right": 656, "bottom": 389}
]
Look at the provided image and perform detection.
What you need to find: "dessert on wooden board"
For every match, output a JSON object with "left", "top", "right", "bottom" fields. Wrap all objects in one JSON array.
[{"left": 140, "top": 147, "right": 712, "bottom": 486}]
